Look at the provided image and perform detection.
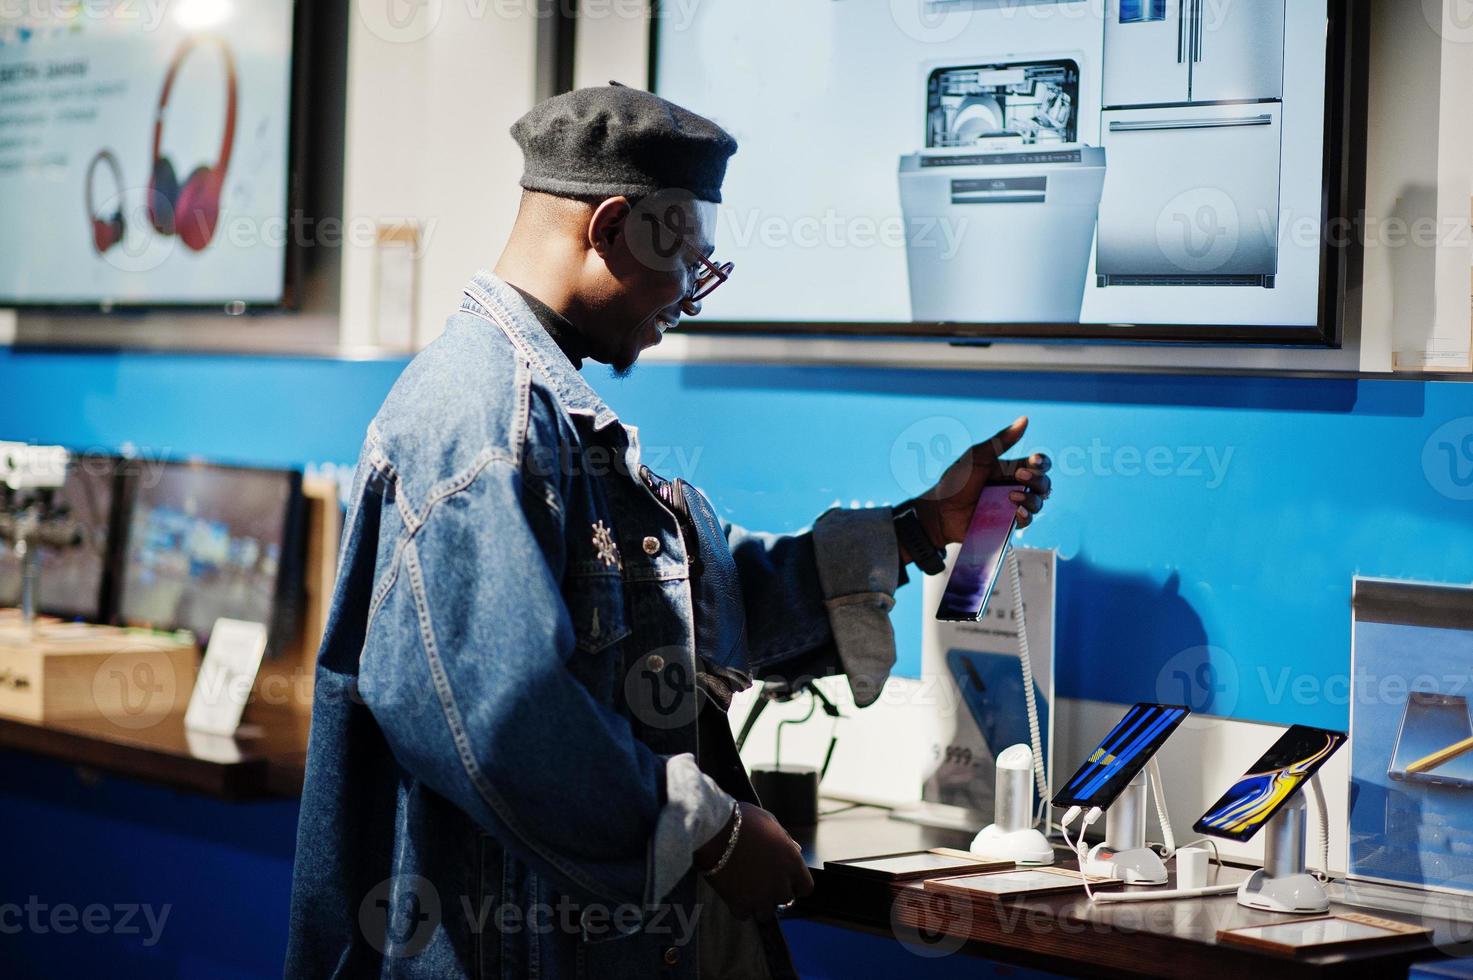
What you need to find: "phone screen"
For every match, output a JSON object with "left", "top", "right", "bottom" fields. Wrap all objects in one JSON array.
[
  {"left": 1194, "top": 725, "right": 1347, "bottom": 842},
  {"left": 936, "top": 483, "right": 1018, "bottom": 622},
  {"left": 1051, "top": 703, "right": 1190, "bottom": 809},
  {"left": 1390, "top": 693, "right": 1473, "bottom": 786}
]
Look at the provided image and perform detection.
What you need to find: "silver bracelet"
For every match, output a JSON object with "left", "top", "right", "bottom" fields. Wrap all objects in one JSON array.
[{"left": 705, "top": 803, "right": 742, "bottom": 876}]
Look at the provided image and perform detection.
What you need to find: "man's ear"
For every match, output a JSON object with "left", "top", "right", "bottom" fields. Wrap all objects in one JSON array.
[{"left": 587, "top": 197, "right": 633, "bottom": 257}]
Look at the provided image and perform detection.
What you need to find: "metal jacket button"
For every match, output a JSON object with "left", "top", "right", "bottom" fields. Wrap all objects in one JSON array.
[
  {"left": 663, "top": 946, "right": 680, "bottom": 966},
  {"left": 646, "top": 654, "right": 665, "bottom": 672},
  {"left": 643, "top": 536, "right": 661, "bottom": 556}
]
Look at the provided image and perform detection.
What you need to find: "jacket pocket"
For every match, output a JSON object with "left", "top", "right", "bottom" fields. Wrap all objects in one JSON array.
[{"left": 565, "top": 575, "right": 632, "bottom": 655}]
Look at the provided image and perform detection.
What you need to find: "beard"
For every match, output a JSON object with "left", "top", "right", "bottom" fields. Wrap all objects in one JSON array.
[
  {"left": 610, "top": 317, "right": 660, "bottom": 377},
  {"left": 610, "top": 341, "right": 639, "bottom": 378}
]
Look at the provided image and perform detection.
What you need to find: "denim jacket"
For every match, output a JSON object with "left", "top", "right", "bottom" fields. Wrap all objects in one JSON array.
[{"left": 286, "top": 271, "right": 902, "bottom": 979}]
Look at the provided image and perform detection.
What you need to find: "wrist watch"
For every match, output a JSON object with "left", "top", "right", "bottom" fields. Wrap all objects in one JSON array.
[{"left": 893, "top": 504, "right": 946, "bottom": 575}]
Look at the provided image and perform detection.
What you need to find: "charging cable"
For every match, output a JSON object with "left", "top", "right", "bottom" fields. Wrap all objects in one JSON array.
[
  {"left": 1078, "top": 808, "right": 1102, "bottom": 901},
  {"left": 1058, "top": 806, "right": 1084, "bottom": 866},
  {"left": 1090, "top": 835, "right": 1241, "bottom": 902},
  {"left": 1147, "top": 757, "right": 1176, "bottom": 861},
  {"left": 1070, "top": 822, "right": 1239, "bottom": 904},
  {"left": 1090, "top": 836, "right": 1238, "bottom": 903},
  {"left": 1307, "top": 772, "right": 1331, "bottom": 883},
  {"left": 1008, "top": 547, "right": 1049, "bottom": 815},
  {"left": 1060, "top": 806, "right": 1103, "bottom": 901},
  {"left": 1103, "top": 775, "right": 1335, "bottom": 902},
  {"left": 1060, "top": 790, "right": 1235, "bottom": 906}
]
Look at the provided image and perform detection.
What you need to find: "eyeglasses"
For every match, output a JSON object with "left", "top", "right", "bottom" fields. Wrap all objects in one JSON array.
[
  {"left": 676, "top": 236, "right": 734, "bottom": 303},
  {"left": 639, "top": 203, "right": 735, "bottom": 304}
]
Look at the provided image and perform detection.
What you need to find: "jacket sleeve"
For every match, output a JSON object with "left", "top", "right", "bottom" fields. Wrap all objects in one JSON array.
[
  {"left": 358, "top": 456, "right": 733, "bottom": 916},
  {"left": 725, "top": 507, "right": 902, "bottom": 707}
]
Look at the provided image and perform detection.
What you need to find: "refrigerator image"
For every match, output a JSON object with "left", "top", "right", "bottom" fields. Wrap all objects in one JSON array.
[
  {"left": 899, "top": 58, "right": 1107, "bottom": 324},
  {"left": 1096, "top": 0, "right": 1286, "bottom": 288}
]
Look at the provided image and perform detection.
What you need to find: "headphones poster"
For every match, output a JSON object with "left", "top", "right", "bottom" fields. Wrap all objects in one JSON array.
[{"left": 0, "top": 2, "right": 293, "bottom": 306}]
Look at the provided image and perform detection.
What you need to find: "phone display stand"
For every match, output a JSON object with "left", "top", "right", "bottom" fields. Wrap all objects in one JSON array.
[
  {"left": 968, "top": 550, "right": 1054, "bottom": 865},
  {"left": 1237, "top": 790, "right": 1330, "bottom": 914},
  {"left": 909, "top": 548, "right": 1056, "bottom": 832},
  {"left": 971, "top": 743, "right": 1054, "bottom": 866},
  {"left": 1082, "top": 771, "right": 1169, "bottom": 885}
]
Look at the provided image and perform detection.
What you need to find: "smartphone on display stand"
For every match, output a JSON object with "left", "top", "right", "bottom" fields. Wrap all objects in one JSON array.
[
  {"left": 935, "top": 481, "right": 1020, "bottom": 623},
  {"left": 1051, "top": 703, "right": 1190, "bottom": 810},
  {"left": 1194, "top": 725, "right": 1348, "bottom": 843}
]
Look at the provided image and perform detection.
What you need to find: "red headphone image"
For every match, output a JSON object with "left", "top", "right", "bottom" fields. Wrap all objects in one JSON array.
[
  {"left": 85, "top": 150, "right": 127, "bottom": 255},
  {"left": 147, "top": 36, "right": 238, "bottom": 253}
]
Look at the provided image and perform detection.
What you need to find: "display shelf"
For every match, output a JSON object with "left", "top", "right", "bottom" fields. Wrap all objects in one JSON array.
[{"left": 0, "top": 702, "right": 308, "bottom": 800}]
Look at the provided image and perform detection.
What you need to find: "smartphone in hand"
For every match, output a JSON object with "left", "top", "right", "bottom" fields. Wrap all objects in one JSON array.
[{"left": 936, "top": 480, "right": 1019, "bottom": 623}]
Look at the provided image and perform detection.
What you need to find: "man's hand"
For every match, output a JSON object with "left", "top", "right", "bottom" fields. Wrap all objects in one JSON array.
[
  {"left": 901, "top": 416, "right": 1052, "bottom": 556},
  {"left": 696, "top": 803, "right": 814, "bottom": 920}
]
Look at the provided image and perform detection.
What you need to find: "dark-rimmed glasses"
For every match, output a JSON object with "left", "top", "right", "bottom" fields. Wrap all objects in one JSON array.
[{"left": 676, "top": 235, "right": 734, "bottom": 303}]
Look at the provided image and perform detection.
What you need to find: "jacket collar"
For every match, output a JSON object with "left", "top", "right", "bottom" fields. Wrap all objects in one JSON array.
[{"left": 462, "top": 270, "right": 623, "bottom": 434}]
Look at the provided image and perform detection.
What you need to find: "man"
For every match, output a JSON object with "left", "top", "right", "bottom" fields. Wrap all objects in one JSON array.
[{"left": 287, "top": 84, "right": 1051, "bottom": 978}]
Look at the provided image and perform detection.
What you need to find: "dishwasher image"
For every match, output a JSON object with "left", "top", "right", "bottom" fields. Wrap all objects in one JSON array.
[
  {"left": 1095, "top": 0, "right": 1286, "bottom": 288},
  {"left": 899, "top": 58, "right": 1106, "bottom": 324}
]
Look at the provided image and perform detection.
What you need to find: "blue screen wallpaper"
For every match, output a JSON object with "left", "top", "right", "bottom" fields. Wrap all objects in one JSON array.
[{"left": 1053, "top": 702, "right": 1188, "bottom": 808}]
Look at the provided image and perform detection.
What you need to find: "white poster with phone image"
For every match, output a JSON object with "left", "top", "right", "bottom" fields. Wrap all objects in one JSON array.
[
  {"left": 1349, "top": 578, "right": 1473, "bottom": 898},
  {"left": 918, "top": 547, "right": 1056, "bottom": 821}
]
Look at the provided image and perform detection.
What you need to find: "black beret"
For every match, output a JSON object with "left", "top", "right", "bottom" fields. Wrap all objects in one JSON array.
[{"left": 511, "top": 83, "right": 737, "bottom": 204}]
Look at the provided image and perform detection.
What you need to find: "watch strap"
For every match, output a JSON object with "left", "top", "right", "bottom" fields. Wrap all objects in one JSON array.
[{"left": 894, "top": 504, "right": 946, "bottom": 575}]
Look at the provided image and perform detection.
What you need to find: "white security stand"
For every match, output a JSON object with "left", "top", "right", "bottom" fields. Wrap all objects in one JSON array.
[
  {"left": 1237, "top": 791, "right": 1330, "bottom": 914},
  {"left": 971, "top": 744, "right": 1054, "bottom": 866},
  {"left": 1082, "top": 771, "right": 1170, "bottom": 885}
]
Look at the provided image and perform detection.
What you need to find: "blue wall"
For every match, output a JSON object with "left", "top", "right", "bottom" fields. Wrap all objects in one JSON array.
[
  {"left": 6, "top": 346, "right": 1471, "bottom": 730},
  {"left": 3, "top": 345, "right": 1473, "bottom": 977},
  {"left": 593, "top": 363, "right": 1473, "bottom": 732},
  {"left": 0, "top": 348, "right": 405, "bottom": 470}
]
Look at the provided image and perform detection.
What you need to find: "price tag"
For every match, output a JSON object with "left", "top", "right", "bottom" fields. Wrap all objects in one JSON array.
[{"left": 184, "top": 619, "right": 269, "bottom": 736}]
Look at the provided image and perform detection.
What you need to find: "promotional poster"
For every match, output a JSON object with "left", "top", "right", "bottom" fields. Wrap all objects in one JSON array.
[
  {"left": 920, "top": 547, "right": 1056, "bottom": 819},
  {"left": 655, "top": 0, "right": 1330, "bottom": 334},
  {"left": 0, "top": 1, "right": 295, "bottom": 305},
  {"left": 1349, "top": 579, "right": 1473, "bottom": 897}
]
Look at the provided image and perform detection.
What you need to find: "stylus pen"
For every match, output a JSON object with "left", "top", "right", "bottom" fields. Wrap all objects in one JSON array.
[{"left": 1408, "top": 734, "right": 1473, "bottom": 774}]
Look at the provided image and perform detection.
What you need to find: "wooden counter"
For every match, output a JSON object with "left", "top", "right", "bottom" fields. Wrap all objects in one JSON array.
[{"left": 791, "top": 806, "right": 1469, "bottom": 979}]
